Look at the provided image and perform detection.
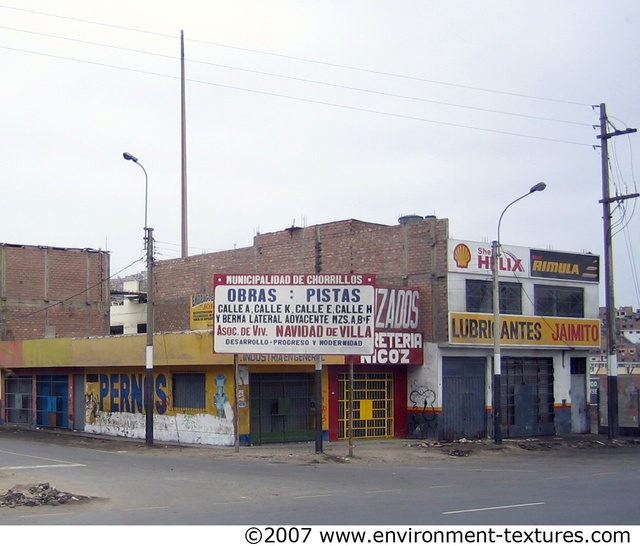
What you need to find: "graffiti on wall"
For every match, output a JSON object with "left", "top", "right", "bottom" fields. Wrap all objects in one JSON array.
[
  {"left": 407, "top": 382, "right": 437, "bottom": 438},
  {"left": 83, "top": 370, "right": 235, "bottom": 446}
]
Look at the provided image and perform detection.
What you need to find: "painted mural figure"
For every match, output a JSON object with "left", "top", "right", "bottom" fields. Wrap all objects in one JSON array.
[{"left": 214, "top": 373, "right": 228, "bottom": 417}]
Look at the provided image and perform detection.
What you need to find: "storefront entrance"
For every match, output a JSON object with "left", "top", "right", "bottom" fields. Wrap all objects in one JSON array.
[
  {"left": 502, "top": 357, "right": 554, "bottom": 437},
  {"left": 4, "top": 374, "right": 69, "bottom": 429},
  {"left": 338, "top": 372, "right": 394, "bottom": 439},
  {"left": 249, "top": 373, "right": 315, "bottom": 444},
  {"left": 441, "top": 357, "right": 486, "bottom": 441},
  {"left": 5, "top": 376, "right": 33, "bottom": 425}
]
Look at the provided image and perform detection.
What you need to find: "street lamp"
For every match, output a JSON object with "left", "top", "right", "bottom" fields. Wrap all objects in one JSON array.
[
  {"left": 123, "top": 152, "right": 154, "bottom": 447},
  {"left": 492, "top": 182, "right": 546, "bottom": 444}
]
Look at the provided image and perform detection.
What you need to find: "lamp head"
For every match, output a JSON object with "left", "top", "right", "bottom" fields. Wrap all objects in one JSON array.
[
  {"left": 123, "top": 152, "right": 138, "bottom": 162},
  {"left": 530, "top": 182, "right": 546, "bottom": 193}
]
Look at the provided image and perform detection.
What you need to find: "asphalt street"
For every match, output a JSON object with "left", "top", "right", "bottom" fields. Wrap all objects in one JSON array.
[{"left": 1, "top": 429, "right": 639, "bottom": 526}]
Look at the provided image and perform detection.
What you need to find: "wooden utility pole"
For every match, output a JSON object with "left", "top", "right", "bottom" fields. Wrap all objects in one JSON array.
[{"left": 597, "top": 103, "right": 637, "bottom": 439}]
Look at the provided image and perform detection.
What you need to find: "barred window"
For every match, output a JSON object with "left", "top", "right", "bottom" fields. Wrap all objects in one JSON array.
[
  {"left": 534, "top": 285, "right": 584, "bottom": 318},
  {"left": 173, "top": 373, "right": 206, "bottom": 410},
  {"left": 466, "top": 279, "right": 522, "bottom": 314}
]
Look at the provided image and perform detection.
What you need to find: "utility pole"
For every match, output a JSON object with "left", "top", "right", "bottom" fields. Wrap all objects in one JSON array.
[
  {"left": 180, "top": 30, "right": 188, "bottom": 258},
  {"left": 597, "top": 102, "right": 637, "bottom": 440},
  {"left": 145, "top": 227, "right": 155, "bottom": 446}
]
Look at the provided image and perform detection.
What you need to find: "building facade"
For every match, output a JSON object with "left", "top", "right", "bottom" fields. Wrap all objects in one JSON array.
[
  {"left": 0, "top": 219, "right": 601, "bottom": 445},
  {"left": 0, "top": 243, "right": 110, "bottom": 341},
  {"left": 411, "top": 240, "right": 601, "bottom": 440}
]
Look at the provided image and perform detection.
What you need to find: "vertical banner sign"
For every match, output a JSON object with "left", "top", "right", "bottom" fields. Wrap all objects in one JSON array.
[
  {"left": 356, "top": 287, "right": 423, "bottom": 365},
  {"left": 213, "top": 274, "right": 376, "bottom": 355}
]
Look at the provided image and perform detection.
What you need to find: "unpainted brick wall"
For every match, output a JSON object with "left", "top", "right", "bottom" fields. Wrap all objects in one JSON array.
[
  {"left": 153, "top": 218, "right": 449, "bottom": 341},
  {"left": 0, "top": 244, "right": 110, "bottom": 340}
]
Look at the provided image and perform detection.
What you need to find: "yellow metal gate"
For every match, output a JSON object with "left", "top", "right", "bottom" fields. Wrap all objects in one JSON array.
[{"left": 338, "top": 372, "right": 394, "bottom": 438}]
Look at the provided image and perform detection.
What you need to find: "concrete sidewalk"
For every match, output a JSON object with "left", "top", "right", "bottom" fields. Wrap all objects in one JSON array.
[{"left": 3, "top": 425, "right": 639, "bottom": 465}]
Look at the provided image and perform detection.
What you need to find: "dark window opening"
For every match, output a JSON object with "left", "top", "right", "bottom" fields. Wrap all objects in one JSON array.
[
  {"left": 466, "top": 279, "right": 522, "bottom": 314},
  {"left": 534, "top": 285, "right": 584, "bottom": 317},
  {"left": 173, "top": 373, "right": 206, "bottom": 410}
]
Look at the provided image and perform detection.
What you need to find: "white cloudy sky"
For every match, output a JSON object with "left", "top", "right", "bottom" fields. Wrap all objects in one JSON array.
[{"left": 2, "top": 1, "right": 639, "bottom": 307}]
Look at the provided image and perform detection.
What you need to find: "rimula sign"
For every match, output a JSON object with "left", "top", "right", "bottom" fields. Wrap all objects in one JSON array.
[{"left": 213, "top": 274, "right": 376, "bottom": 355}]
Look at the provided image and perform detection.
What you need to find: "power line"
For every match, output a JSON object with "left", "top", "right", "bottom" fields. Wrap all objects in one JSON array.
[
  {"left": 0, "top": 24, "right": 592, "bottom": 128},
  {"left": 0, "top": 44, "right": 594, "bottom": 147},
  {"left": 0, "top": 4, "right": 592, "bottom": 107}
]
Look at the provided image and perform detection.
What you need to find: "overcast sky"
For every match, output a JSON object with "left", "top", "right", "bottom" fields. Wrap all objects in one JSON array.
[{"left": 2, "top": 1, "right": 639, "bottom": 308}]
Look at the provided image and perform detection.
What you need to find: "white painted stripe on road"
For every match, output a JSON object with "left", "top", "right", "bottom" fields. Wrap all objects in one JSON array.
[
  {"left": 443, "top": 501, "right": 545, "bottom": 515},
  {"left": 0, "top": 448, "right": 83, "bottom": 466},
  {"left": 294, "top": 494, "right": 333, "bottom": 499},
  {"left": 0, "top": 463, "right": 85, "bottom": 470},
  {"left": 120, "top": 506, "right": 169, "bottom": 512}
]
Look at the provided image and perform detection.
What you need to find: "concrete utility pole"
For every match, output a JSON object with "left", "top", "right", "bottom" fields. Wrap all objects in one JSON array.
[
  {"left": 181, "top": 30, "right": 189, "bottom": 259},
  {"left": 145, "top": 227, "right": 155, "bottom": 446},
  {"left": 597, "top": 103, "right": 637, "bottom": 440}
]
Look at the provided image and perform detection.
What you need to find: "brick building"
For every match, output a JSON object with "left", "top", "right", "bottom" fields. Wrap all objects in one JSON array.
[
  {"left": 0, "top": 243, "right": 110, "bottom": 340},
  {"left": 153, "top": 218, "right": 448, "bottom": 337},
  {"left": 0, "top": 243, "right": 110, "bottom": 429},
  {"left": 0, "top": 218, "right": 600, "bottom": 445}
]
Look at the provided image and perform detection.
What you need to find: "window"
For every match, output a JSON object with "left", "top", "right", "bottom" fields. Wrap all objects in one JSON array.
[
  {"left": 466, "top": 280, "right": 522, "bottom": 314},
  {"left": 110, "top": 325, "right": 124, "bottom": 335},
  {"left": 173, "top": 373, "right": 206, "bottom": 410},
  {"left": 137, "top": 323, "right": 147, "bottom": 334},
  {"left": 534, "top": 285, "right": 584, "bottom": 317}
]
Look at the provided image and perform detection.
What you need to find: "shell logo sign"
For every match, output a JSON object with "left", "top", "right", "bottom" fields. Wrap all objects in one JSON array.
[
  {"left": 449, "top": 239, "right": 529, "bottom": 275},
  {"left": 453, "top": 243, "right": 472, "bottom": 268}
]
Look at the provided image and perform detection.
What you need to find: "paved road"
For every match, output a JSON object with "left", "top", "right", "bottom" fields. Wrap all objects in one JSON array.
[{"left": 1, "top": 431, "right": 639, "bottom": 526}]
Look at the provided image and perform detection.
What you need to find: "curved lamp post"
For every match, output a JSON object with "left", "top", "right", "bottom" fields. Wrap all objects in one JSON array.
[
  {"left": 123, "top": 152, "right": 154, "bottom": 447},
  {"left": 492, "top": 182, "right": 546, "bottom": 444}
]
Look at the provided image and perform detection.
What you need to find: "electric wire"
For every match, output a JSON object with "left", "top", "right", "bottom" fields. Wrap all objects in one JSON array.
[
  {"left": 0, "top": 24, "right": 593, "bottom": 128},
  {"left": 0, "top": 4, "right": 593, "bottom": 107},
  {"left": 0, "top": 43, "right": 594, "bottom": 147}
]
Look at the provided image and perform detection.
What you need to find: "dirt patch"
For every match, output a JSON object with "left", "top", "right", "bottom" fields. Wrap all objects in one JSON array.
[{"left": 0, "top": 482, "right": 93, "bottom": 508}]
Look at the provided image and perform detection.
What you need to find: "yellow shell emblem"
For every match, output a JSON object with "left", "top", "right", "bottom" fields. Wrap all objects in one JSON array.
[{"left": 453, "top": 244, "right": 472, "bottom": 268}]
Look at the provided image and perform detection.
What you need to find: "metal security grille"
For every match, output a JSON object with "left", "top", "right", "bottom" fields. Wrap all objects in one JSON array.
[
  {"left": 5, "top": 376, "right": 33, "bottom": 425},
  {"left": 502, "top": 357, "right": 554, "bottom": 437},
  {"left": 441, "top": 357, "right": 486, "bottom": 442},
  {"left": 250, "top": 373, "right": 315, "bottom": 444},
  {"left": 339, "top": 373, "right": 394, "bottom": 438},
  {"left": 172, "top": 373, "right": 206, "bottom": 410},
  {"left": 36, "top": 375, "right": 69, "bottom": 428}
]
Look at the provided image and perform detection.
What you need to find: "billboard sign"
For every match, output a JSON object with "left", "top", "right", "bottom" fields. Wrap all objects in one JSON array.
[
  {"left": 530, "top": 249, "right": 600, "bottom": 283},
  {"left": 449, "top": 312, "right": 601, "bottom": 348},
  {"left": 357, "top": 286, "right": 423, "bottom": 365},
  {"left": 449, "top": 240, "right": 529, "bottom": 276},
  {"left": 213, "top": 274, "right": 376, "bottom": 355},
  {"left": 190, "top": 294, "right": 214, "bottom": 330}
]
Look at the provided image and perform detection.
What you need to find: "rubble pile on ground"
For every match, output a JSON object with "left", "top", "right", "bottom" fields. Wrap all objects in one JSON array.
[{"left": 0, "top": 483, "right": 91, "bottom": 508}]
